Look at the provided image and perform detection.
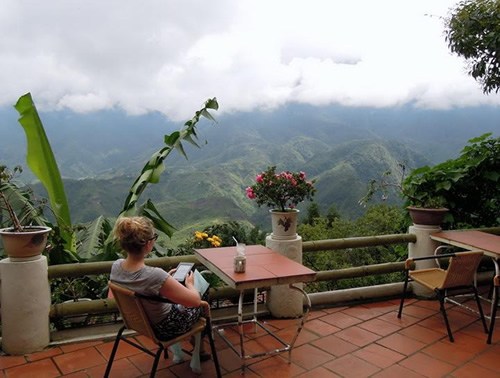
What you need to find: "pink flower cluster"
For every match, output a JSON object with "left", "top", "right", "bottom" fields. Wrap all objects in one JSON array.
[{"left": 245, "top": 166, "right": 315, "bottom": 212}]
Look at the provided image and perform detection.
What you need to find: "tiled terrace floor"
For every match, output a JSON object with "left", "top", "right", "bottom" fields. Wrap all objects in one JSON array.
[{"left": 1, "top": 297, "right": 499, "bottom": 377}]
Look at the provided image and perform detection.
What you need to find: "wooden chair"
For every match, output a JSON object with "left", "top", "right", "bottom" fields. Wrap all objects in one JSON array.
[
  {"left": 104, "top": 281, "right": 221, "bottom": 377},
  {"left": 398, "top": 251, "right": 488, "bottom": 342}
]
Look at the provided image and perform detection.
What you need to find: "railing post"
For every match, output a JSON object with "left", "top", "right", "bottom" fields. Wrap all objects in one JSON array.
[
  {"left": 0, "top": 256, "right": 51, "bottom": 354},
  {"left": 408, "top": 224, "right": 442, "bottom": 297},
  {"left": 265, "top": 235, "right": 304, "bottom": 317}
]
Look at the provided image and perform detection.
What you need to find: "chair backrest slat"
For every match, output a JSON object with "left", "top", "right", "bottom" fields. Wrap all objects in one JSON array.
[
  {"left": 108, "top": 281, "right": 159, "bottom": 342},
  {"left": 442, "top": 251, "right": 483, "bottom": 289}
]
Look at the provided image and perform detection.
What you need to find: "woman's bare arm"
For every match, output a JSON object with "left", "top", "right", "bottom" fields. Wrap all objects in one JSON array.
[{"left": 159, "top": 271, "right": 201, "bottom": 307}]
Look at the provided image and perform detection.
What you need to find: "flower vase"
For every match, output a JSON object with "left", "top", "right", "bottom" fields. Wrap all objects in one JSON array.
[{"left": 270, "top": 209, "right": 299, "bottom": 240}]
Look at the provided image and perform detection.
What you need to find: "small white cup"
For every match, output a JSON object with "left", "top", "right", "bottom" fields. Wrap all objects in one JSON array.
[{"left": 234, "top": 255, "right": 246, "bottom": 273}]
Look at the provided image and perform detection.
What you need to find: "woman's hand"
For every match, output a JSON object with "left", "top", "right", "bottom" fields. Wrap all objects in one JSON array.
[{"left": 184, "top": 271, "right": 195, "bottom": 288}]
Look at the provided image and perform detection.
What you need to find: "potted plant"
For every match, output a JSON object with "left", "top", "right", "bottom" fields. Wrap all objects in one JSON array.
[
  {"left": 401, "top": 166, "right": 449, "bottom": 226},
  {"left": 246, "top": 166, "right": 316, "bottom": 239},
  {"left": 0, "top": 165, "right": 52, "bottom": 258},
  {"left": 359, "top": 163, "right": 448, "bottom": 226}
]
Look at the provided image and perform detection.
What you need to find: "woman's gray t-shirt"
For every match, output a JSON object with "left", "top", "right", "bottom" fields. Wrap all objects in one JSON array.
[{"left": 110, "top": 259, "right": 172, "bottom": 325}]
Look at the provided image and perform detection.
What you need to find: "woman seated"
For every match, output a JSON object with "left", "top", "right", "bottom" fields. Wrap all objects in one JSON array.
[{"left": 110, "top": 216, "right": 206, "bottom": 349}]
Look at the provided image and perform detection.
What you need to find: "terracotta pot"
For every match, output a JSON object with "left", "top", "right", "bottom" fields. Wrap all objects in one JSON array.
[
  {"left": 270, "top": 209, "right": 299, "bottom": 240},
  {"left": 407, "top": 206, "right": 448, "bottom": 226},
  {"left": 0, "top": 226, "right": 52, "bottom": 258}
]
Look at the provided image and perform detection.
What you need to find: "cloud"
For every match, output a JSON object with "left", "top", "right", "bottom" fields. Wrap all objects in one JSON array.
[{"left": 0, "top": 0, "right": 498, "bottom": 121}]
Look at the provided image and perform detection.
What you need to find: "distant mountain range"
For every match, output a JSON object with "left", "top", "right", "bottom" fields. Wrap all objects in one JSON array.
[{"left": 1, "top": 103, "right": 499, "bottom": 245}]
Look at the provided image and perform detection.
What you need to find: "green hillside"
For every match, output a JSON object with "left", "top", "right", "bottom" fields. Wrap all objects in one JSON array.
[{"left": 40, "top": 136, "right": 429, "bottom": 248}]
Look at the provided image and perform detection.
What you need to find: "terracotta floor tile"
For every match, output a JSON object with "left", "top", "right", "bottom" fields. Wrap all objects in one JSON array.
[
  {"left": 304, "top": 318, "right": 341, "bottom": 336},
  {"left": 470, "top": 348, "right": 500, "bottom": 371},
  {"left": 379, "top": 311, "right": 420, "bottom": 327},
  {"left": 1, "top": 300, "right": 499, "bottom": 378},
  {"left": 286, "top": 343, "right": 334, "bottom": 370},
  {"left": 61, "top": 372, "right": 90, "bottom": 378},
  {"left": 341, "top": 305, "right": 385, "bottom": 320},
  {"left": 223, "top": 368, "right": 258, "bottom": 378},
  {"left": 362, "top": 301, "right": 400, "bottom": 314},
  {"left": 311, "top": 334, "right": 358, "bottom": 357},
  {"left": 298, "top": 366, "right": 342, "bottom": 377},
  {"left": 25, "top": 347, "right": 62, "bottom": 362},
  {"left": 59, "top": 340, "right": 103, "bottom": 353},
  {"left": 353, "top": 344, "right": 406, "bottom": 368},
  {"left": 95, "top": 338, "right": 146, "bottom": 361},
  {"left": 413, "top": 299, "right": 440, "bottom": 311},
  {"left": 399, "top": 352, "right": 455, "bottom": 377},
  {"left": 215, "top": 347, "right": 244, "bottom": 373},
  {"left": 335, "top": 326, "right": 381, "bottom": 347},
  {"left": 88, "top": 357, "right": 142, "bottom": 378},
  {"left": 321, "top": 311, "right": 362, "bottom": 329},
  {"left": 417, "top": 315, "right": 453, "bottom": 336},
  {"left": 357, "top": 317, "right": 401, "bottom": 336},
  {"left": 450, "top": 332, "right": 490, "bottom": 354},
  {"left": 127, "top": 351, "right": 173, "bottom": 374},
  {"left": 323, "top": 353, "right": 380, "bottom": 377},
  {"left": 0, "top": 355, "right": 27, "bottom": 370},
  {"left": 53, "top": 346, "right": 107, "bottom": 374},
  {"left": 263, "top": 318, "right": 298, "bottom": 330},
  {"left": 459, "top": 320, "right": 490, "bottom": 340},
  {"left": 449, "top": 361, "right": 500, "bottom": 378},
  {"left": 370, "top": 364, "right": 426, "bottom": 378},
  {"left": 399, "top": 324, "right": 446, "bottom": 343},
  {"left": 306, "top": 309, "right": 329, "bottom": 319},
  {"left": 243, "top": 355, "right": 305, "bottom": 377},
  {"left": 400, "top": 303, "right": 438, "bottom": 319},
  {"left": 322, "top": 306, "right": 348, "bottom": 314},
  {"left": 4, "top": 358, "right": 60, "bottom": 378},
  {"left": 421, "top": 341, "right": 476, "bottom": 366},
  {"left": 376, "top": 333, "right": 426, "bottom": 356},
  {"left": 160, "top": 360, "right": 199, "bottom": 377}
]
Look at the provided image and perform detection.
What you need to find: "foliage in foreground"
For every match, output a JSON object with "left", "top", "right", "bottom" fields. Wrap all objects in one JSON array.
[
  {"left": 445, "top": 0, "right": 500, "bottom": 94},
  {"left": 299, "top": 203, "right": 407, "bottom": 293},
  {"left": 403, "top": 133, "right": 499, "bottom": 228}
]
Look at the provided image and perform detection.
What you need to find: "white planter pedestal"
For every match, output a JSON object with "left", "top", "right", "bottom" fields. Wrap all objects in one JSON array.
[
  {"left": 265, "top": 234, "right": 303, "bottom": 318},
  {"left": 0, "top": 255, "right": 50, "bottom": 354}
]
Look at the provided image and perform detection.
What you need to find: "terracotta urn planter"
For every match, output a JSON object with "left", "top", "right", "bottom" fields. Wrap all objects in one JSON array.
[
  {"left": 270, "top": 209, "right": 299, "bottom": 240},
  {"left": 407, "top": 206, "right": 448, "bottom": 226},
  {"left": 0, "top": 226, "right": 52, "bottom": 259}
]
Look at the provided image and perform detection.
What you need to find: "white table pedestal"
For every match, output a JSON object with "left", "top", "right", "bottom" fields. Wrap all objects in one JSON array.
[
  {"left": 266, "top": 235, "right": 303, "bottom": 318},
  {"left": 0, "top": 255, "right": 50, "bottom": 354}
]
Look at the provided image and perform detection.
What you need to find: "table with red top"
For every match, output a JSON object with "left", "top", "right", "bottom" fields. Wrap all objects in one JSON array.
[
  {"left": 430, "top": 230, "right": 500, "bottom": 343},
  {"left": 194, "top": 245, "right": 316, "bottom": 367}
]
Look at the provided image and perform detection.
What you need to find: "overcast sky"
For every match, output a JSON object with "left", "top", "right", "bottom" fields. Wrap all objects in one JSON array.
[{"left": 1, "top": 0, "right": 499, "bottom": 121}]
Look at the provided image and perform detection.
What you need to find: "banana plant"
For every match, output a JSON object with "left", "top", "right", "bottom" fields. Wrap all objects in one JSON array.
[
  {"left": 84, "top": 98, "right": 218, "bottom": 260},
  {"left": 119, "top": 97, "right": 219, "bottom": 237},
  {"left": 14, "top": 93, "right": 78, "bottom": 263}
]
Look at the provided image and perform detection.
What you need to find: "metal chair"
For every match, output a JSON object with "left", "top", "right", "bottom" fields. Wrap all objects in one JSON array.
[
  {"left": 104, "top": 281, "right": 221, "bottom": 377},
  {"left": 398, "top": 251, "right": 488, "bottom": 342}
]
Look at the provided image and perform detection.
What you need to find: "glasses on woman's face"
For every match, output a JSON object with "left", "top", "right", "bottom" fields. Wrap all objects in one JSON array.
[{"left": 149, "top": 233, "right": 159, "bottom": 241}]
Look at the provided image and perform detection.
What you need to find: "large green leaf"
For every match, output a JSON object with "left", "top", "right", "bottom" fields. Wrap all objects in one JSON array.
[{"left": 14, "top": 93, "right": 77, "bottom": 260}]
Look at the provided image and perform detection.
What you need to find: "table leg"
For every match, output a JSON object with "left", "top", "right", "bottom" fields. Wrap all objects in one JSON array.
[
  {"left": 487, "top": 276, "right": 499, "bottom": 344},
  {"left": 215, "top": 284, "right": 312, "bottom": 369},
  {"left": 237, "top": 289, "right": 245, "bottom": 363}
]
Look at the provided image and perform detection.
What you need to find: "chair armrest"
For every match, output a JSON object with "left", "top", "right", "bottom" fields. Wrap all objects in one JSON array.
[
  {"left": 200, "top": 300, "right": 211, "bottom": 319},
  {"left": 404, "top": 252, "right": 459, "bottom": 270},
  {"left": 408, "top": 253, "right": 458, "bottom": 262}
]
